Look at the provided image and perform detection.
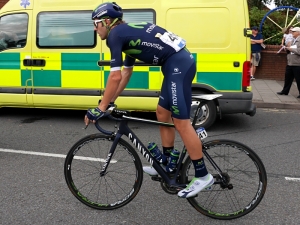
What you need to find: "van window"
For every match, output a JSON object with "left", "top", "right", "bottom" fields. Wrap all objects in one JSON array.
[
  {"left": 123, "top": 10, "right": 155, "bottom": 23},
  {"left": 0, "top": 13, "right": 28, "bottom": 51},
  {"left": 37, "top": 11, "right": 95, "bottom": 48}
]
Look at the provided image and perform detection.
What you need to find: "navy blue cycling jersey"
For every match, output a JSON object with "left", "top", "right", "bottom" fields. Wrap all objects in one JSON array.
[{"left": 106, "top": 22, "right": 186, "bottom": 70}]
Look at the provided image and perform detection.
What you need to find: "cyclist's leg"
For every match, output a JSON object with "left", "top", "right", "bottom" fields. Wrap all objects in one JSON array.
[
  {"left": 167, "top": 64, "right": 203, "bottom": 159},
  {"left": 161, "top": 49, "right": 214, "bottom": 198},
  {"left": 142, "top": 80, "right": 175, "bottom": 176},
  {"left": 161, "top": 50, "right": 201, "bottom": 159},
  {"left": 157, "top": 78, "right": 175, "bottom": 148},
  {"left": 171, "top": 76, "right": 213, "bottom": 198}
]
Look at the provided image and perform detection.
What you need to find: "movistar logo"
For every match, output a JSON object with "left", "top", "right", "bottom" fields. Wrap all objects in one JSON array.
[
  {"left": 172, "top": 106, "right": 180, "bottom": 115},
  {"left": 91, "top": 109, "right": 101, "bottom": 116},
  {"left": 126, "top": 39, "right": 142, "bottom": 55},
  {"left": 129, "top": 39, "right": 141, "bottom": 47}
]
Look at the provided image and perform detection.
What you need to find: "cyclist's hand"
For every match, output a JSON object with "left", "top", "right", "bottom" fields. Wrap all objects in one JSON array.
[{"left": 84, "top": 107, "right": 105, "bottom": 125}]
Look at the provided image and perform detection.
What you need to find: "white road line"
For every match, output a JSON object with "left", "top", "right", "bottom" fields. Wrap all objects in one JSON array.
[
  {"left": 285, "top": 177, "right": 300, "bottom": 182},
  {"left": 0, "top": 148, "right": 116, "bottom": 163}
]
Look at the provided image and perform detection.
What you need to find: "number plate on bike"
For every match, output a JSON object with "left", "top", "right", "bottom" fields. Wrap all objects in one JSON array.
[{"left": 196, "top": 127, "right": 208, "bottom": 140}]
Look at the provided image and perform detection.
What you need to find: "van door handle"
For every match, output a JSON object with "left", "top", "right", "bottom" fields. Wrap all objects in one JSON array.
[
  {"left": 23, "top": 59, "right": 32, "bottom": 66},
  {"left": 23, "top": 59, "right": 46, "bottom": 67},
  {"left": 32, "top": 59, "right": 46, "bottom": 67}
]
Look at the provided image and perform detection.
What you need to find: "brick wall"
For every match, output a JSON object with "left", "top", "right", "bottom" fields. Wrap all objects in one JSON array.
[
  {"left": 253, "top": 45, "right": 287, "bottom": 81},
  {"left": 0, "top": 0, "right": 9, "bottom": 8}
]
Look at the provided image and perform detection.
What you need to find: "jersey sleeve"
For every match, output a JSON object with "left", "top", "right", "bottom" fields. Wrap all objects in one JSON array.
[
  {"left": 106, "top": 32, "right": 124, "bottom": 71},
  {"left": 124, "top": 55, "right": 136, "bottom": 68}
]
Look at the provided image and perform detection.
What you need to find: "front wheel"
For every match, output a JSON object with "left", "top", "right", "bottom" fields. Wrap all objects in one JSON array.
[
  {"left": 64, "top": 134, "right": 143, "bottom": 210},
  {"left": 180, "top": 140, "right": 267, "bottom": 220}
]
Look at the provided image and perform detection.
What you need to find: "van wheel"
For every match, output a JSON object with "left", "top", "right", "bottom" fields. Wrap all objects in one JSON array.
[{"left": 190, "top": 92, "right": 217, "bottom": 129}]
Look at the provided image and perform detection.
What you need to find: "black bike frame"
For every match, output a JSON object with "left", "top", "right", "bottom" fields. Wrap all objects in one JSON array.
[
  {"left": 95, "top": 97, "right": 222, "bottom": 187},
  {"left": 96, "top": 116, "right": 187, "bottom": 187}
]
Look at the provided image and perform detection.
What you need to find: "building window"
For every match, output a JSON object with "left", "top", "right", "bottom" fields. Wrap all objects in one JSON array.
[{"left": 0, "top": 13, "right": 28, "bottom": 51}]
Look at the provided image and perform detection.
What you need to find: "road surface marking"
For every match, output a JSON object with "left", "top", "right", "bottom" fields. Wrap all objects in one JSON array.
[
  {"left": 285, "top": 177, "right": 300, "bottom": 182},
  {"left": 0, "top": 148, "right": 116, "bottom": 163}
]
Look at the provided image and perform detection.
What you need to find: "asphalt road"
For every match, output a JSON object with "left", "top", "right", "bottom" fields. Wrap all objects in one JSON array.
[{"left": 0, "top": 107, "right": 300, "bottom": 225}]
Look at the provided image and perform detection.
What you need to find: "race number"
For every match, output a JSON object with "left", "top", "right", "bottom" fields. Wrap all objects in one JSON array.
[
  {"left": 155, "top": 31, "right": 186, "bottom": 52},
  {"left": 196, "top": 127, "right": 208, "bottom": 140}
]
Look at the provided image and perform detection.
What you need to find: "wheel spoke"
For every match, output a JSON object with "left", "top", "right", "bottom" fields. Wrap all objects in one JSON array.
[
  {"left": 266, "top": 16, "right": 283, "bottom": 30},
  {"left": 287, "top": 10, "right": 300, "bottom": 28}
]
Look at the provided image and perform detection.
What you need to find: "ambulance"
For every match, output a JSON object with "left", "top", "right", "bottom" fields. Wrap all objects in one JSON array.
[{"left": 0, "top": 0, "right": 255, "bottom": 128}]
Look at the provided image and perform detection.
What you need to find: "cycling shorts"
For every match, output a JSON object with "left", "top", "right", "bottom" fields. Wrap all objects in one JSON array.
[{"left": 158, "top": 49, "right": 196, "bottom": 119}]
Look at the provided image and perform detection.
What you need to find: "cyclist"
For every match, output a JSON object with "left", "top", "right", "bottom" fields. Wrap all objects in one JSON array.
[{"left": 85, "top": 2, "right": 214, "bottom": 198}]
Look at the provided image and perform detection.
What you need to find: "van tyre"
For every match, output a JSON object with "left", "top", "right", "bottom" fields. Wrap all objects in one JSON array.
[{"left": 190, "top": 91, "right": 217, "bottom": 129}]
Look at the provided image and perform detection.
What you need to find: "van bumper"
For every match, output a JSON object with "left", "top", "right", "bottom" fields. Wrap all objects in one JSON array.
[{"left": 214, "top": 92, "right": 256, "bottom": 117}]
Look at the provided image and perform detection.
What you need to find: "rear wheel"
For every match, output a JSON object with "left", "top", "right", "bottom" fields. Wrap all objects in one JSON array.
[{"left": 180, "top": 139, "right": 267, "bottom": 220}]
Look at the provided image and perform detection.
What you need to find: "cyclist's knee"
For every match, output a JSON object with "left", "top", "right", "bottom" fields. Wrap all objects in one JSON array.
[
  {"left": 156, "top": 105, "right": 171, "bottom": 122},
  {"left": 173, "top": 118, "right": 192, "bottom": 132}
]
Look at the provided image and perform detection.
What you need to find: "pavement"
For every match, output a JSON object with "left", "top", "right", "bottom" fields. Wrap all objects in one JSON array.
[{"left": 251, "top": 79, "right": 300, "bottom": 110}]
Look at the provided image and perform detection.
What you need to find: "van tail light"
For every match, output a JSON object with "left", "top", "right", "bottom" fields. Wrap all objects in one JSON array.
[{"left": 242, "top": 61, "right": 251, "bottom": 90}]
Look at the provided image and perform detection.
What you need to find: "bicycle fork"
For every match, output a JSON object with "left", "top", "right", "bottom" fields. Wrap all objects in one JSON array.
[{"left": 100, "top": 134, "right": 120, "bottom": 176}]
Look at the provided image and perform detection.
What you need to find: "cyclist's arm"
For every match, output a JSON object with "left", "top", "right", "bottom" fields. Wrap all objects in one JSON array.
[
  {"left": 99, "top": 35, "right": 125, "bottom": 111},
  {"left": 111, "top": 67, "right": 133, "bottom": 102},
  {"left": 99, "top": 70, "right": 122, "bottom": 111},
  {"left": 111, "top": 55, "right": 135, "bottom": 101}
]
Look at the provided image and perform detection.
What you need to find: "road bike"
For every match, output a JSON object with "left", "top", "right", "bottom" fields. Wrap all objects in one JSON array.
[{"left": 64, "top": 94, "right": 267, "bottom": 220}]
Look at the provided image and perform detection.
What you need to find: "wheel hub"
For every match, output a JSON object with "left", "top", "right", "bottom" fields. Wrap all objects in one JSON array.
[
  {"left": 190, "top": 101, "right": 208, "bottom": 124},
  {"left": 216, "top": 173, "right": 233, "bottom": 189}
]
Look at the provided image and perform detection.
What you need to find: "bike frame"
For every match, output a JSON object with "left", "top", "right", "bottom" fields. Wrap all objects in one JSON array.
[
  {"left": 95, "top": 95, "right": 224, "bottom": 187},
  {"left": 96, "top": 116, "right": 187, "bottom": 187}
]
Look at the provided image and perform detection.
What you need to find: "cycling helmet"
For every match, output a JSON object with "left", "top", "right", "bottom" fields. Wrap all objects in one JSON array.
[{"left": 92, "top": 2, "right": 123, "bottom": 20}]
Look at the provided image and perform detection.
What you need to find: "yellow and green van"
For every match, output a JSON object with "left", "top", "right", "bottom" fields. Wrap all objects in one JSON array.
[{"left": 0, "top": 0, "right": 255, "bottom": 128}]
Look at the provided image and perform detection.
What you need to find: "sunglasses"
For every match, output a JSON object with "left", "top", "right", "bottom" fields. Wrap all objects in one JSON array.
[{"left": 94, "top": 19, "right": 104, "bottom": 27}]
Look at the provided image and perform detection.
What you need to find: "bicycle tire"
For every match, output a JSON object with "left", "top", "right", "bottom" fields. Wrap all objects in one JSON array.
[
  {"left": 64, "top": 134, "right": 143, "bottom": 210},
  {"left": 180, "top": 139, "right": 267, "bottom": 220}
]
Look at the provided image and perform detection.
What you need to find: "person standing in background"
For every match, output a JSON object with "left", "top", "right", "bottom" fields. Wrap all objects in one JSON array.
[
  {"left": 250, "top": 26, "right": 264, "bottom": 81},
  {"left": 281, "top": 26, "right": 294, "bottom": 48},
  {"left": 277, "top": 27, "right": 300, "bottom": 98}
]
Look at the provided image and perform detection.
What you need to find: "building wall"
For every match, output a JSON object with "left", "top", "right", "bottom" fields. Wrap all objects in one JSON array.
[
  {"left": 0, "top": 0, "right": 9, "bottom": 8},
  {"left": 255, "top": 45, "right": 287, "bottom": 81}
]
